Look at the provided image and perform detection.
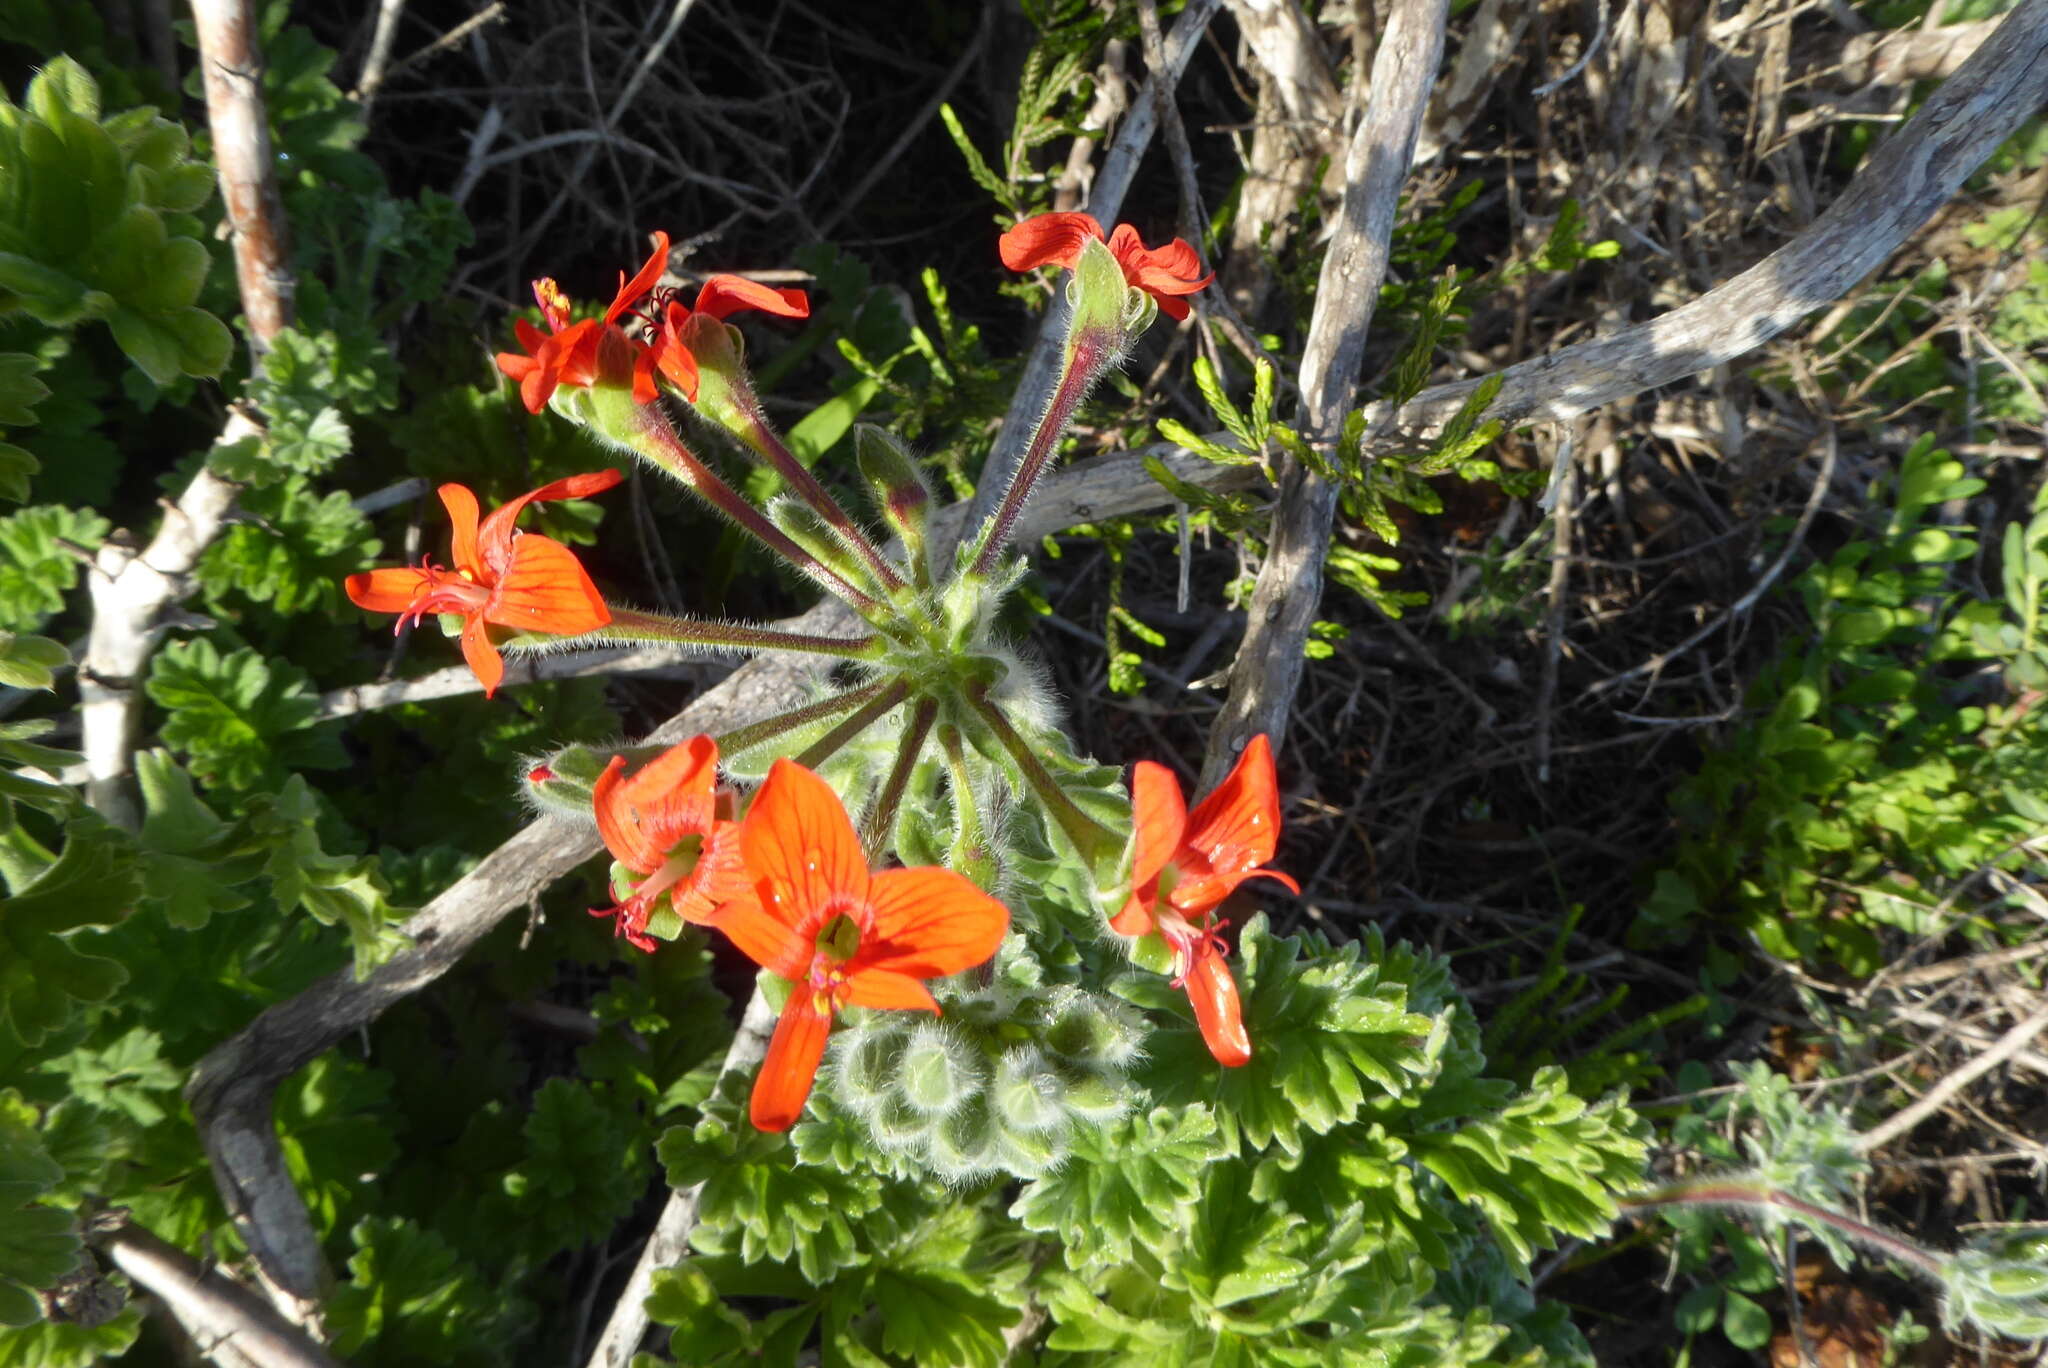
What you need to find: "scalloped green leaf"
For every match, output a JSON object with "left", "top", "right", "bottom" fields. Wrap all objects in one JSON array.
[
  {"left": 146, "top": 638, "right": 346, "bottom": 795},
  {"left": 1010, "top": 1104, "right": 1224, "bottom": 1271},
  {"left": 0, "top": 505, "right": 109, "bottom": 633},
  {"left": 0, "top": 820, "right": 135, "bottom": 1045},
  {"left": 0, "top": 1091, "right": 72, "bottom": 1327},
  {"left": 1138, "top": 918, "right": 1447, "bottom": 1156}
]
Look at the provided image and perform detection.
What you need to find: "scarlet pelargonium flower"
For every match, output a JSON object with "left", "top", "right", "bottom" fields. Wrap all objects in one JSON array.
[
  {"left": 653, "top": 276, "right": 809, "bottom": 401},
  {"left": 717, "top": 759, "right": 1009, "bottom": 1132},
  {"left": 1113, "top": 734, "right": 1298, "bottom": 1067},
  {"left": 588, "top": 736, "right": 747, "bottom": 952},
  {"left": 496, "top": 234, "right": 674, "bottom": 413},
  {"left": 344, "top": 471, "right": 621, "bottom": 697},
  {"left": 998, "top": 212, "right": 1214, "bottom": 320},
  {"left": 493, "top": 231, "right": 810, "bottom": 413}
]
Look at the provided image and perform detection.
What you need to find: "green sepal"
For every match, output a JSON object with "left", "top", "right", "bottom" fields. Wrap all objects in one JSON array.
[{"left": 1067, "top": 234, "right": 1133, "bottom": 346}]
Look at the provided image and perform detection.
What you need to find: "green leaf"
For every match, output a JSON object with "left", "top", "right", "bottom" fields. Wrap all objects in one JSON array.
[
  {"left": 23, "top": 58, "right": 100, "bottom": 127},
  {"left": 36, "top": 1027, "right": 178, "bottom": 1127},
  {"left": 0, "top": 1091, "right": 73, "bottom": 1327},
  {"left": 325, "top": 1216, "right": 530, "bottom": 1362},
  {"left": 0, "top": 357, "right": 50, "bottom": 429},
  {"left": 1010, "top": 1105, "right": 1224, "bottom": 1271},
  {"left": 1140, "top": 919, "right": 1446, "bottom": 1156},
  {"left": 1720, "top": 1289, "right": 1771, "bottom": 1350},
  {"left": 938, "top": 103, "right": 1006, "bottom": 199},
  {"left": 1409, "top": 1067, "right": 1648, "bottom": 1266},
  {"left": 196, "top": 475, "right": 380, "bottom": 615},
  {"left": 0, "top": 820, "right": 135, "bottom": 1045},
  {"left": 0, "top": 635, "right": 67, "bottom": 691},
  {"left": 146, "top": 638, "right": 346, "bottom": 795},
  {"left": 0, "top": 506, "right": 110, "bottom": 633},
  {"left": 248, "top": 778, "right": 409, "bottom": 977},
  {"left": 866, "top": 1263, "right": 1018, "bottom": 1368},
  {"left": 659, "top": 1074, "right": 913, "bottom": 1285},
  {"left": 497, "top": 1079, "right": 646, "bottom": 1255},
  {"left": 0, "top": 1308, "right": 144, "bottom": 1365},
  {"left": 0, "top": 447, "right": 36, "bottom": 505}
]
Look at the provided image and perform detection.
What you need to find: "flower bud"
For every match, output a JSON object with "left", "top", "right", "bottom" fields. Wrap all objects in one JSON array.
[
  {"left": 854, "top": 424, "right": 932, "bottom": 575},
  {"left": 832, "top": 1021, "right": 908, "bottom": 1116},
  {"left": 992, "top": 1046, "right": 1068, "bottom": 1134},
  {"left": 897, "top": 1021, "right": 983, "bottom": 1118},
  {"left": 930, "top": 1094, "right": 999, "bottom": 1180}
]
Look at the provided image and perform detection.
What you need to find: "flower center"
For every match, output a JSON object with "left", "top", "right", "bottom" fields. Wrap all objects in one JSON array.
[{"left": 398, "top": 560, "right": 489, "bottom": 629}]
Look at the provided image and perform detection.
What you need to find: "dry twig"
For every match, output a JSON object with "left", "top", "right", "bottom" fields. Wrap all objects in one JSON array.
[{"left": 1201, "top": 0, "right": 1449, "bottom": 788}]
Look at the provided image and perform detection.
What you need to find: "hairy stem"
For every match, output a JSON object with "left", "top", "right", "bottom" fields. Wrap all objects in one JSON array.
[
  {"left": 622, "top": 406, "right": 884, "bottom": 614},
  {"left": 553, "top": 608, "right": 883, "bottom": 659},
  {"left": 715, "top": 677, "right": 896, "bottom": 759},
  {"left": 720, "top": 381, "right": 910, "bottom": 596},
  {"left": 861, "top": 698, "right": 937, "bottom": 858},
  {"left": 1620, "top": 1179, "right": 1945, "bottom": 1279},
  {"left": 793, "top": 677, "right": 910, "bottom": 770},
  {"left": 970, "top": 327, "right": 1117, "bottom": 577},
  {"left": 962, "top": 684, "right": 1117, "bottom": 867}
]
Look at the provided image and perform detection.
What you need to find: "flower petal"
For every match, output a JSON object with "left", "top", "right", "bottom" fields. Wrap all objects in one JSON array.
[
  {"left": 693, "top": 275, "right": 810, "bottom": 322},
  {"left": 594, "top": 756, "right": 663, "bottom": 873},
  {"left": 860, "top": 867, "right": 1008, "bottom": 979},
  {"left": 750, "top": 992, "right": 831, "bottom": 1132},
  {"left": 475, "top": 470, "right": 624, "bottom": 576},
  {"left": 605, "top": 230, "right": 671, "bottom": 325},
  {"left": 740, "top": 760, "right": 869, "bottom": 932},
  {"left": 1184, "top": 949, "right": 1251, "bottom": 1067},
  {"left": 1183, "top": 734, "right": 1284, "bottom": 876},
  {"left": 844, "top": 969, "right": 940, "bottom": 1013},
  {"left": 458, "top": 614, "right": 505, "bottom": 698},
  {"left": 653, "top": 310, "right": 702, "bottom": 400},
  {"left": 438, "top": 484, "right": 483, "bottom": 581},
  {"left": 1109, "top": 892, "right": 1155, "bottom": 937},
  {"left": 1129, "top": 760, "right": 1188, "bottom": 889},
  {"left": 998, "top": 212, "right": 1104, "bottom": 273},
  {"left": 484, "top": 536, "right": 611, "bottom": 636},
  {"left": 345, "top": 566, "right": 429, "bottom": 614},
  {"left": 714, "top": 894, "right": 809, "bottom": 978}
]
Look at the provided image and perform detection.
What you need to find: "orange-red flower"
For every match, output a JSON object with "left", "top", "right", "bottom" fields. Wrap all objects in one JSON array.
[
  {"left": 998, "top": 212, "right": 1214, "bottom": 320},
  {"left": 1113, "top": 734, "right": 1298, "bottom": 1066},
  {"left": 343, "top": 471, "right": 621, "bottom": 697},
  {"left": 589, "top": 736, "right": 747, "bottom": 952},
  {"left": 717, "top": 759, "right": 1010, "bottom": 1131},
  {"left": 494, "top": 231, "right": 811, "bottom": 412},
  {"left": 496, "top": 235, "right": 673, "bottom": 413},
  {"left": 653, "top": 276, "right": 808, "bottom": 401}
]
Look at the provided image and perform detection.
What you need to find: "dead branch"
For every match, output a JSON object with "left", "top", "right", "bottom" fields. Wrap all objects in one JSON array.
[
  {"left": 79, "top": 432, "right": 248, "bottom": 827},
  {"left": 1368, "top": 0, "right": 2048, "bottom": 454},
  {"left": 94, "top": 1222, "right": 344, "bottom": 1368},
  {"left": 82, "top": 0, "right": 297, "bottom": 828},
  {"left": 192, "top": 0, "right": 291, "bottom": 349},
  {"left": 1858, "top": 997, "right": 2048, "bottom": 1152},
  {"left": 314, "top": 647, "right": 724, "bottom": 720},
  {"left": 583, "top": 990, "right": 778, "bottom": 1368},
  {"left": 1200, "top": 0, "right": 1449, "bottom": 789}
]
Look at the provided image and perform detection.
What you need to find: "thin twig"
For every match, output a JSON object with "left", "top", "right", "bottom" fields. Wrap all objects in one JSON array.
[
  {"left": 1200, "top": 0, "right": 1449, "bottom": 788},
  {"left": 1585, "top": 431, "right": 1836, "bottom": 699},
  {"left": 813, "top": 3, "right": 993, "bottom": 237},
  {"left": 1858, "top": 997, "right": 2048, "bottom": 1152}
]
